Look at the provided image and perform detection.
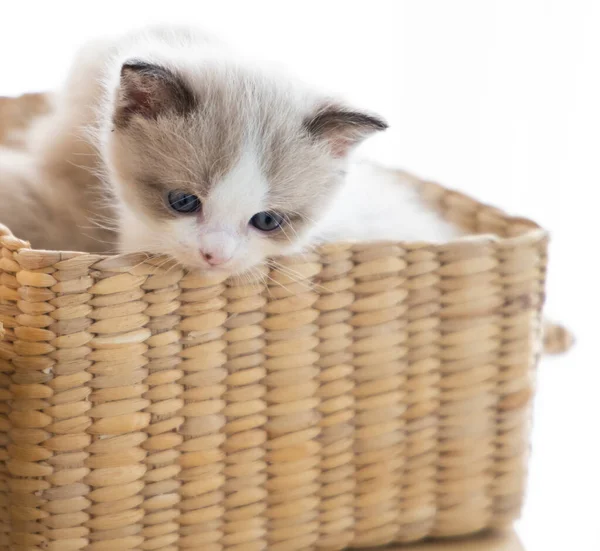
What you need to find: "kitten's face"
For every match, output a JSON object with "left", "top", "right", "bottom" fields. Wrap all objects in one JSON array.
[{"left": 104, "top": 61, "right": 386, "bottom": 275}]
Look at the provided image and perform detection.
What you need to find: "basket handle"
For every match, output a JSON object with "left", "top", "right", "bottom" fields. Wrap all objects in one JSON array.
[{"left": 543, "top": 320, "right": 574, "bottom": 355}]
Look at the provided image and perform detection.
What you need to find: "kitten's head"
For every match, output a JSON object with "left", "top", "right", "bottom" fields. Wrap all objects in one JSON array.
[{"left": 103, "top": 59, "right": 386, "bottom": 275}]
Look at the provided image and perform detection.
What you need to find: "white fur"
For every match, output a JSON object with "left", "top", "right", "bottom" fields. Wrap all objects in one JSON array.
[
  {"left": 200, "top": 146, "right": 268, "bottom": 266},
  {"left": 305, "top": 161, "right": 463, "bottom": 247}
]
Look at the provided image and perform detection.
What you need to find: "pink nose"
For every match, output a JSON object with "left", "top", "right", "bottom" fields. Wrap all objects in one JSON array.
[{"left": 201, "top": 251, "right": 231, "bottom": 266}]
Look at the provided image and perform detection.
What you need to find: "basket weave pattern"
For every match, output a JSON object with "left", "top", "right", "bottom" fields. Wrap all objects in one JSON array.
[
  {"left": 0, "top": 89, "right": 554, "bottom": 551},
  {"left": 0, "top": 180, "right": 547, "bottom": 550}
]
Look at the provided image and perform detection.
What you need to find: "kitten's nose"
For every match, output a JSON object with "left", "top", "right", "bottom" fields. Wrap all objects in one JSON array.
[
  {"left": 201, "top": 251, "right": 231, "bottom": 266},
  {"left": 199, "top": 231, "right": 236, "bottom": 267}
]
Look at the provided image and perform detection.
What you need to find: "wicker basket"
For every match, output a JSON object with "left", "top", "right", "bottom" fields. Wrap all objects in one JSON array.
[{"left": 0, "top": 94, "right": 570, "bottom": 551}]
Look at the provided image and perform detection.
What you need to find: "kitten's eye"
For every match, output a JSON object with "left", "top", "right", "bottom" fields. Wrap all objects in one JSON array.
[
  {"left": 250, "top": 211, "right": 284, "bottom": 232},
  {"left": 167, "top": 190, "right": 201, "bottom": 214}
]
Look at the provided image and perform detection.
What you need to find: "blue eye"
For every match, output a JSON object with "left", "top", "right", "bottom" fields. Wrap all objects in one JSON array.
[
  {"left": 250, "top": 211, "right": 284, "bottom": 232},
  {"left": 167, "top": 190, "right": 201, "bottom": 214}
]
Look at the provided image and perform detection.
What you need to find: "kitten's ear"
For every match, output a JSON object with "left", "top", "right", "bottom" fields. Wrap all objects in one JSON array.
[
  {"left": 114, "top": 61, "right": 197, "bottom": 127},
  {"left": 304, "top": 103, "right": 388, "bottom": 157}
]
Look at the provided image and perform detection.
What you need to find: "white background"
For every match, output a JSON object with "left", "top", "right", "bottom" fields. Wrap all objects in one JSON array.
[{"left": 0, "top": 1, "right": 598, "bottom": 549}]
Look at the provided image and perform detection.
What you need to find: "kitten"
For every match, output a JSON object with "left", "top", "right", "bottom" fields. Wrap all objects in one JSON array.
[
  {"left": 1, "top": 26, "right": 389, "bottom": 273},
  {"left": 0, "top": 25, "right": 460, "bottom": 273}
]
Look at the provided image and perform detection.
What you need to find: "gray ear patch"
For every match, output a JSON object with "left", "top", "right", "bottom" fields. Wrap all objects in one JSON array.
[
  {"left": 114, "top": 61, "right": 197, "bottom": 127},
  {"left": 304, "top": 104, "right": 388, "bottom": 157}
]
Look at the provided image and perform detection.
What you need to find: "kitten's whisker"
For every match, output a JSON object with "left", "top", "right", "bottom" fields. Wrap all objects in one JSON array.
[
  {"left": 262, "top": 271, "right": 290, "bottom": 294},
  {"left": 65, "top": 159, "right": 101, "bottom": 177},
  {"left": 248, "top": 266, "right": 271, "bottom": 297},
  {"left": 279, "top": 223, "right": 297, "bottom": 243},
  {"left": 287, "top": 210, "right": 318, "bottom": 226},
  {"left": 121, "top": 252, "right": 164, "bottom": 274},
  {"left": 87, "top": 211, "right": 116, "bottom": 224},
  {"left": 82, "top": 214, "right": 119, "bottom": 233},
  {"left": 267, "top": 259, "right": 306, "bottom": 280},
  {"left": 76, "top": 229, "right": 117, "bottom": 248},
  {"left": 266, "top": 261, "right": 314, "bottom": 293},
  {"left": 70, "top": 151, "right": 98, "bottom": 157},
  {"left": 268, "top": 259, "right": 327, "bottom": 293},
  {"left": 268, "top": 263, "right": 307, "bottom": 287}
]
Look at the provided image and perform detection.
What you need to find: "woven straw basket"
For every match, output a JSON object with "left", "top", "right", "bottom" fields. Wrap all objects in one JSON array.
[{"left": 0, "top": 95, "right": 572, "bottom": 551}]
